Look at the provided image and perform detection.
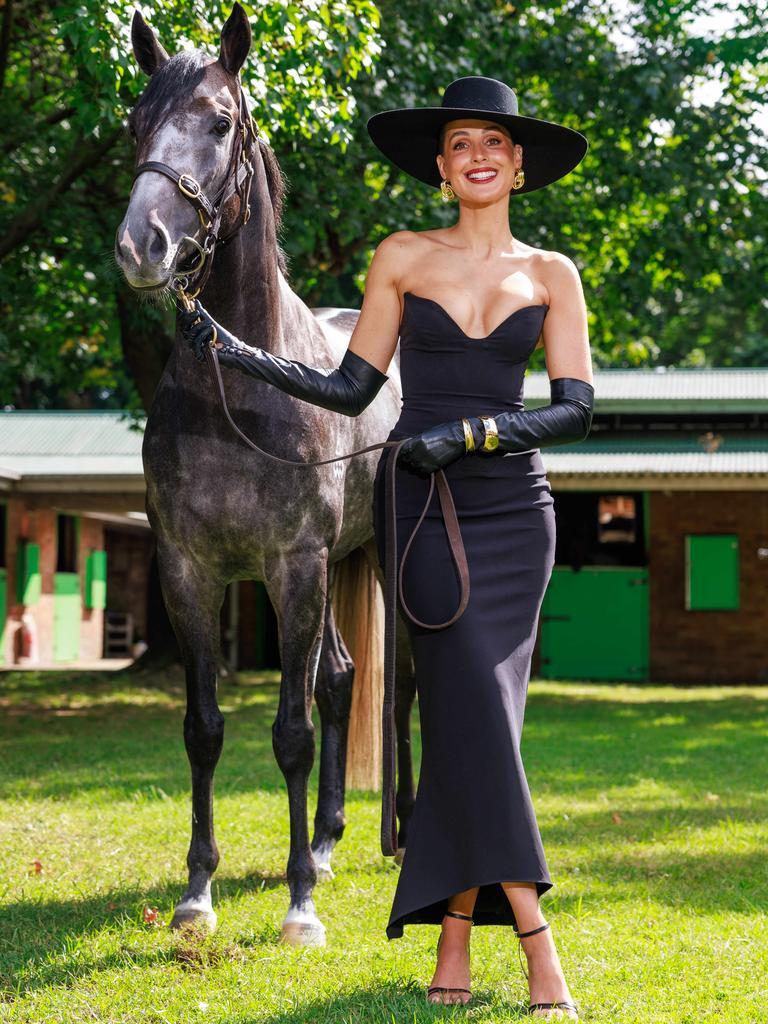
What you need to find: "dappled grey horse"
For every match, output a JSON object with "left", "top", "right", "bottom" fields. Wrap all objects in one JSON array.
[{"left": 114, "top": 4, "right": 417, "bottom": 944}]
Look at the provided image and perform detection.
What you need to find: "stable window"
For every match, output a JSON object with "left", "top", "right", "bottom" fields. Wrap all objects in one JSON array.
[
  {"left": 598, "top": 495, "right": 637, "bottom": 545},
  {"left": 56, "top": 514, "right": 78, "bottom": 573},
  {"left": 685, "top": 534, "right": 739, "bottom": 610}
]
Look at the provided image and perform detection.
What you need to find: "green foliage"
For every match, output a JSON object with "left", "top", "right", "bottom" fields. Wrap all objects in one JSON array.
[
  {"left": 284, "top": 0, "right": 768, "bottom": 370},
  {"left": 0, "top": 0, "right": 380, "bottom": 408},
  {"left": 0, "top": 0, "right": 766, "bottom": 409}
]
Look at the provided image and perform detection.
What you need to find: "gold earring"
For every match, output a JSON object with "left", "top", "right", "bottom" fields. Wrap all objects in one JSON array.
[
  {"left": 440, "top": 179, "right": 455, "bottom": 201},
  {"left": 512, "top": 169, "right": 525, "bottom": 190}
]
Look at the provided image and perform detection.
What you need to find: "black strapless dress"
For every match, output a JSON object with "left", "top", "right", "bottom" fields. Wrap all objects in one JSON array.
[{"left": 372, "top": 291, "right": 557, "bottom": 940}]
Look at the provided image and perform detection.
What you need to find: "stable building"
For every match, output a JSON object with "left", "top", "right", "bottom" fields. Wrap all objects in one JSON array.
[
  {"left": 1, "top": 367, "right": 767, "bottom": 682},
  {"left": 530, "top": 367, "right": 768, "bottom": 684}
]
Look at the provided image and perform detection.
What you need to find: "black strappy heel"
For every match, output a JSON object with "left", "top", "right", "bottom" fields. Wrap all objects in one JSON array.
[
  {"left": 515, "top": 920, "right": 579, "bottom": 1020},
  {"left": 426, "top": 910, "right": 474, "bottom": 1005}
]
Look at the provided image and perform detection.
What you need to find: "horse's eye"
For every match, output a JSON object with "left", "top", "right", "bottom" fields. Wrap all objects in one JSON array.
[{"left": 213, "top": 118, "right": 232, "bottom": 137}]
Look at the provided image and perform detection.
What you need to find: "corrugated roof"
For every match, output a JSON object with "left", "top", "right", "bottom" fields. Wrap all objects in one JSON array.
[
  {"left": 0, "top": 411, "right": 145, "bottom": 457},
  {"left": 540, "top": 434, "right": 768, "bottom": 476},
  {"left": 541, "top": 449, "right": 768, "bottom": 476},
  {"left": 524, "top": 367, "right": 768, "bottom": 409},
  {"left": 1, "top": 411, "right": 767, "bottom": 483}
]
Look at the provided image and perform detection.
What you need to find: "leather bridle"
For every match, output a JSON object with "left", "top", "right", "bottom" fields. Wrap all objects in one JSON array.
[{"left": 132, "top": 83, "right": 258, "bottom": 305}]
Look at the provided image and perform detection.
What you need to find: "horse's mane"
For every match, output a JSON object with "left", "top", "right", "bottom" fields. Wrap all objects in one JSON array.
[{"left": 131, "top": 49, "right": 290, "bottom": 276}]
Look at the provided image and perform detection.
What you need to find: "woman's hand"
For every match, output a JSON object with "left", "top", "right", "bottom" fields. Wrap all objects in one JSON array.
[
  {"left": 398, "top": 418, "right": 480, "bottom": 477},
  {"left": 178, "top": 300, "right": 236, "bottom": 362}
]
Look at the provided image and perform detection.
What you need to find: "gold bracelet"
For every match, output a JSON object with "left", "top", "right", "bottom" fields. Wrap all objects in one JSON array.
[
  {"left": 479, "top": 415, "right": 499, "bottom": 452},
  {"left": 462, "top": 418, "right": 475, "bottom": 452}
]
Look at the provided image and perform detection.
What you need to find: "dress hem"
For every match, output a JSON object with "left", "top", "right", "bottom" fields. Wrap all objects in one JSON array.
[{"left": 386, "top": 874, "right": 553, "bottom": 940}]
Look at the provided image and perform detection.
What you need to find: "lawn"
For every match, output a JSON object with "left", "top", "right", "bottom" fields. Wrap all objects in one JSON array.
[{"left": 0, "top": 668, "right": 766, "bottom": 1023}]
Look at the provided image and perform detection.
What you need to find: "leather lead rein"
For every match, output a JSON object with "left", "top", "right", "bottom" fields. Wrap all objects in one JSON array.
[{"left": 204, "top": 344, "right": 470, "bottom": 856}]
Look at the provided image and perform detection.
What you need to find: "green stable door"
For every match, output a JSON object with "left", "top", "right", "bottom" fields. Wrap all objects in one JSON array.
[
  {"left": 539, "top": 566, "right": 649, "bottom": 681},
  {"left": 53, "top": 573, "right": 81, "bottom": 662},
  {"left": 53, "top": 514, "right": 81, "bottom": 663}
]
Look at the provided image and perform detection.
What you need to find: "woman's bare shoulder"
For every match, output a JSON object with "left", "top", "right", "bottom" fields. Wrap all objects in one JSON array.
[
  {"left": 371, "top": 230, "right": 443, "bottom": 288},
  {"left": 374, "top": 228, "right": 445, "bottom": 258}
]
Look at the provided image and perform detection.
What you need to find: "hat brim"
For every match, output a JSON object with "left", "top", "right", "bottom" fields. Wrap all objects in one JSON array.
[{"left": 366, "top": 107, "right": 588, "bottom": 194}]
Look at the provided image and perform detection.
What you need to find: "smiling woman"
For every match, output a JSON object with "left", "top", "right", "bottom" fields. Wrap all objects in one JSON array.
[{"left": 180, "top": 72, "right": 593, "bottom": 1019}]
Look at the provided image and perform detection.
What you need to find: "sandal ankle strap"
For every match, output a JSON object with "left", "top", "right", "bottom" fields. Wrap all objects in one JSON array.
[
  {"left": 444, "top": 910, "right": 474, "bottom": 923},
  {"left": 516, "top": 920, "right": 550, "bottom": 938}
]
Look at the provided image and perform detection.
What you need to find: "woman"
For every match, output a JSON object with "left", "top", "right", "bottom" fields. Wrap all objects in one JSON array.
[{"left": 181, "top": 76, "right": 593, "bottom": 1020}]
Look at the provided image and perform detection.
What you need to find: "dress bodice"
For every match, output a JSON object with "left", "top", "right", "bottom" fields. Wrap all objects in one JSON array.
[{"left": 394, "top": 291, "right": 549, "bottom": 438}]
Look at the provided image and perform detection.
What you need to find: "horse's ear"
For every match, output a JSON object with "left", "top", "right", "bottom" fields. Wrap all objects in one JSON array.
[
  {"left": 219, "top": 2, "right": 252, "bottom": 76},
  {"left": 132, "top": 10, "right": 171, "bottom": 76}
]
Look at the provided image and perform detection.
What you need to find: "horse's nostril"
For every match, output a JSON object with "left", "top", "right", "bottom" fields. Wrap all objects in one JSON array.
[{"left": 148, "top": 226, "right": 168, "bottom": 262}]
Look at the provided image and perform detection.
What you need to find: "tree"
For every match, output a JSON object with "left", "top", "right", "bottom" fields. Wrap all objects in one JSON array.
[
  {"left": 1, "top": 0, "right": 766, "bottom": 412},
  {"left": 0, "top": 0, "right": 381, "bottom": 409}
]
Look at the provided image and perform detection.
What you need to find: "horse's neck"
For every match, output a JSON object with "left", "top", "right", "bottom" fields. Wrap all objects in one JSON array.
[{"left": 199, "top": 200, "right": 282, "bottom": 353}]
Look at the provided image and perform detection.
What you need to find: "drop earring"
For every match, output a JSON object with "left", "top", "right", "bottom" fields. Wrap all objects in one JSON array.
[
  {"left": 440, "top": 179, "right": 455, "bottom": 201},
  {"left": 512, "top": 168, "right": 525, "bottom": 190}
]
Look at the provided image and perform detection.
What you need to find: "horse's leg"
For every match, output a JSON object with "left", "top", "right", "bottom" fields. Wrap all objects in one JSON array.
[
  {"left": 311, "top": 567, "right": 354, "bottom": 880},
  {"left": 267, "top": 552, "right": 328, "bottom": 947},
  {"left": 361, "top": 537, "right": 417, "bottom": 863},
  {"left": 157, "top": 540, "right": 226, "bottom": 933}
]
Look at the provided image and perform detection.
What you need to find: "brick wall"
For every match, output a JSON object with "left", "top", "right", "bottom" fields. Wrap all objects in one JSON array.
[
  {"left": 650, "top": 490, "right": 768, "bottom": 683},
  {"left": 1, "top": 500, "right": 107, "bottom": 665}
]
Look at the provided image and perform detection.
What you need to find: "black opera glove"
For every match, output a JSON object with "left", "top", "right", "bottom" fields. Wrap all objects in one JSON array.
[
  {"left": 178, "top": 300, "right": 389, "bottom": 416},
  {"left": 480, "top": 377, "right": 595, "bottom": 454},
  {"left": 396, "top": 377, "right": 594, "bottom": 478}
]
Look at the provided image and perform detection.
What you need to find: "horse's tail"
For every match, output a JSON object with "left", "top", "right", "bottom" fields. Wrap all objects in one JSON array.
[{"left": 331, "top": 546, "right": 384, "bottom": 791}]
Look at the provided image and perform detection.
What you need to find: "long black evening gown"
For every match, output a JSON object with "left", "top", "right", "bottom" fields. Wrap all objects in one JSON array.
[{"left": 372, "top": 291, "right": 557, "bottom": 940}]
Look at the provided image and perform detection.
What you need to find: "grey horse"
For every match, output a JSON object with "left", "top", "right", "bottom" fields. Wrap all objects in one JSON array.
[{"left": 114, "top": 3, "right": 417, "bottom": 945}]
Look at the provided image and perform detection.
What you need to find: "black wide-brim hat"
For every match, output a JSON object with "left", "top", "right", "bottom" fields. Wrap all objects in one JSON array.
[{"left": 367, "top": 76, "right": 588, "bottom": 195}]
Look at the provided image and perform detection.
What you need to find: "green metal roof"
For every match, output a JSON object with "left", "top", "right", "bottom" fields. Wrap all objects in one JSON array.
[
  {"left": 1, "top": 410, "right": 767, "bottom": 488},
  {"left": 0, "top": 411, "right": 144, "bottom": 488},
  {"left": 524, "top": 367, "right": 768, "bottom": 412},
  {"left": 541, "top": 434, "right": 768, "bottom": 477}
]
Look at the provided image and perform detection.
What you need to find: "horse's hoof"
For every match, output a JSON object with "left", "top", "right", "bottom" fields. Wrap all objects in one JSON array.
[
  {"left": 170, "top": 905, "right": 218, "bottom": 933},
  {"left": 394, "top": 846, "right": 406, "bottom": 866},
  {"left": 279, "top": 909, "right": 327, "bottom": 947}
]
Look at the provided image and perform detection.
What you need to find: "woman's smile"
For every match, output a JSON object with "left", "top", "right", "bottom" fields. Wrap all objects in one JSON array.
[{"left": 465, "top": 167, "right": 499, "bottom": 183}]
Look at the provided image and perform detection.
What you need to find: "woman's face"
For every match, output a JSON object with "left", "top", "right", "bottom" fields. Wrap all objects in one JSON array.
[{"left": 436, "top": 118, "right": 522, "bottom": 201}]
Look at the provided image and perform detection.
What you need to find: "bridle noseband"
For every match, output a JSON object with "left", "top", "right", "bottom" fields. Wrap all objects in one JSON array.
[{"left": 132, "top": 83, "right": 258, "bottom": 308}]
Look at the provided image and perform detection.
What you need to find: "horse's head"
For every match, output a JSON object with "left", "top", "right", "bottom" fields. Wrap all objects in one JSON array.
[{"left": 115, "top": 3, "right": 255, "bottom": 296}]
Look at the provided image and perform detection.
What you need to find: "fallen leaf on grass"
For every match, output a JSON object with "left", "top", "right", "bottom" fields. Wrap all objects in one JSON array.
[
  {"left": 106, "top": 901, "right": 118, "bottom": 912},
  {"left": 30, "top": 859, "right": 43, "bottom": 875},
  {"left": 143, "top": 906, "right": 162, "bottom": 926},
  {"left": 611, "top": 812, "right": 622, "bottom": 824}
]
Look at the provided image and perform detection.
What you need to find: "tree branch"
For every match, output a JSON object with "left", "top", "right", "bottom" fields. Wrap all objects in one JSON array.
[{"left": 0, "top": 127, "right": 122, "bottom": 262}]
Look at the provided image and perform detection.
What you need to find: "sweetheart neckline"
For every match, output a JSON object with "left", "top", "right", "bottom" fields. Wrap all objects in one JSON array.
[{"left": 402, "top": 290, "right": 550, "bottom": 341}]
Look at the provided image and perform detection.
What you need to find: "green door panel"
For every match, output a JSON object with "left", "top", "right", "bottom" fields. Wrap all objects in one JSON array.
[
  {"left": 16, "top": 542, "right": 41, "bottom": 605},
  {"left": 53, "top": 572, "right": 81, "bottom": 662},
  {"left": 540, "top": 567, "right": 649, "bottom": 681},
  {"left": 85, "top": 550, "right": 107, "bottom": 610},
  {"left": 685, "top": 534, "right": 739, "bottom": 610}
]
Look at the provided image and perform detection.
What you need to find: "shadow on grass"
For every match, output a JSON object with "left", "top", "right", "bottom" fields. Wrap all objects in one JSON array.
[
  {"left": 0, "top": 868, "right": 292, "bottom": 995},
  {"left": 2, "top": 673, "right": 767, "bottom": 805}
]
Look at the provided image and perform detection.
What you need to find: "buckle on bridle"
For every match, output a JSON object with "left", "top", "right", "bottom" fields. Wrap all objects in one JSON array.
[{"left": 178, "top": 174, "right": 202, "bottom": 199}]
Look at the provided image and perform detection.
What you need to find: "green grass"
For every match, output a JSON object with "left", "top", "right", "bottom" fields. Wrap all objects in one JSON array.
[{"left": 0, "top": 668, "right": 766, "bottom": 1023}]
